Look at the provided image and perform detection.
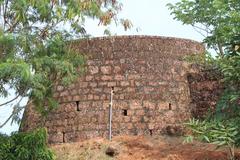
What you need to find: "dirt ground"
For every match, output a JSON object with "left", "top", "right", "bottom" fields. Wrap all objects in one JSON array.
[{"left": 51, "top": 135, "right": 240, "bottom": 160}]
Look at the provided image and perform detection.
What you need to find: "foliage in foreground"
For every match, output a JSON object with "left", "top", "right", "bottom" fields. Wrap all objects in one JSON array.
[
  {"left": 167, "top": 0, "right": 240, "bottom": 57},
  {"left": 168, "top": 0, "right": 240, "bottom": 109},
  {"left": 0, "top": 0, "right": 131, "bottom": 128},
  {"left": 0, "top": 128, "right": 54, "bottom": 160},
  {"left": 168, "top": 0, "right": 240, "bottom": 159},
  {"left": 185, "top": 118, "right": 240, "bottom": 159}
]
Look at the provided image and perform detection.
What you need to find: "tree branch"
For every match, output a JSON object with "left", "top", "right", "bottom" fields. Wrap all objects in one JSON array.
[
  {"left": 217, "top": 42, "right": 224, "bottom": 57},
  {"left": 0, "top": 110, "right": 14, "bottom": 128},
  {"left": 193, "top": 26, "right": 207, "bottom": 38},
  {"left": 193, "top": 24, "right": 211, "bottom": 34},
  {"left": 0, "top": 94, "right": 20, "bottom": 107},
  {"left": 0, "top": 97, "right": 25, "bottom": 128},
  {"left": 3, "top": 0, "right": 9, "bottom": 30}
]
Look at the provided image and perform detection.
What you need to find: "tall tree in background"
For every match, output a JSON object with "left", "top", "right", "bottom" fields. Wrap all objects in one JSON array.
[
  {"left": 168, "top": 0, "right": 240, "bottom": 115},
  {"left": 0, "top": 0, "right": 131, "bottom": 128},
  {"left": 168, "top": 1, "right": 240, "bottom": 156},
  {"left": 167, "top": 0, "right": 240, "bottom": 57}
]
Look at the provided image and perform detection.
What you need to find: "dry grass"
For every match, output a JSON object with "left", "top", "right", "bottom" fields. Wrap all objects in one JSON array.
[
  {"left": 51, "top": 135, "right": 240, "bottom": 160},
  {"left": 52, "top": 138, "right": 115, "bottom": 160}
]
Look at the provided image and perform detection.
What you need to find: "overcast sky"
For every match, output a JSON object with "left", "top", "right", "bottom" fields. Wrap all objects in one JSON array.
[
  {"left": 84, "top": 0, "right": 203, "bottom": 41},
  {"left": 0, "top": 0, "right": 204, "bottom": 135}
]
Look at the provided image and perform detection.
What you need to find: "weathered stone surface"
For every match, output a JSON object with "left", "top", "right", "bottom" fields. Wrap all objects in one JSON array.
[
  {"left": 20, "top": 36, "right": 221, "bottom": 144},
  {"left": 101, "top": 66, "right": 112, "bottom": 75},
  {"left": 188, "top": 69, "right": 223, "bottom": 119},
  {"left": 89, "top": 66, "right": 99, "bottom": 75}
]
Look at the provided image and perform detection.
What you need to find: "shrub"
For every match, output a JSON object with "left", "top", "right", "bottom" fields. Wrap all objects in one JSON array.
[
  {"left": 185, "top": 118, "right": 240, "bottom": 160},
  {"left": 0, "top": 128, "right": 55, "bottom": 160}
]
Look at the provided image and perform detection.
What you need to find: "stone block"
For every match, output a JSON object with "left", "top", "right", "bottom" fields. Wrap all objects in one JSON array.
[
  {"left": 127, "top": 110, "right": 135, "bottom": 116},
  {"left": 135, "top": 81, "right": 143, "bottom": 87},
  {"left": 148, "top": 123, "right": 155, "bottom": 130},
  {"left": 113, "top": 66, "right": 121, "bottom": 73},
  {"left": 79, "top": 82, "right": 88, "bottom": 88},
  {"left": 124, "top": 87, "right": 135, "bottom": 92},
  {"left": 143, "top": 116, "right": 150, "bottom": 122},
  {"left": 92, "top": 101, "right": 102, "bottom": 108},
  {"left": 103, "top": 101, "right": 110, "bottom": 110},
  {"left": 113, "top": 75, "right": 124, "bottom": 81},
  {"left": 132, "top": 116, "right": 141, "bottom": 122},
  {"left": 101, "top": 75, "right": 112, "bottom": 81},
  {"left": 85, "top": 75, "right": 94, "bottom": 81},
  {"left": 59, "top": 90, "right": 69, "bottom": 97},
  {"left": 123, "top": 116, "right": 131, "bottom": 122},
  {"left": 89, "top": 82, "right": 97, "bottom": 87},
  {"left": 114, "top": 101, "right": 129, "bottom": 109},
  {"left": 92, "top": 88, "right": 103, "bottom": 93},
  {"left": 135, "top": 110, "right": 145, "bottom": 116},
  {"left": 89, "top": 66, "right": 99, "bottom": 74},
  {"left": 66, "top": 96, "right": 73, "bottom": 102},
  {"left": 157, "top": 102, "right": 169, "bottom": 110},
  {"left": 79, "top": 102, "right": 91, "bottom": 110},
  {"left": 126, "top": 123, "right": 133, "bottom": 129},
  {"left": 128, "top": 74, "right": 141, "bottom": 80},
  {"left": 93, "top": 95, "right": 100, "bottom": 100},
  {"left": 48, "top": 132, "right": 63, "bottom": 143},
  {"left": 107, "top": 81, "right": 117, "bottom": 87},
  {"left": 135, "top": 123, "right": 147, "bottom": 129},
  {"left": 120, "top": 81, "right": 130, "bottom": 87},
  {"left": 87, "top": 60, "right": 95, "bottom": 65},
  {"left": 105, "top": 60, "right": 114, "bottom": 64},
  {"left": 112, "top": 123, "right": 119, "bottom": 129},
  {"left": 87, "top": 94, "right": 94, "bottom": 100},
  {"left": 143, "top": 87, "right": 155, "bottom": 93},
  {"left": 129, "top": 100, "right": 142, "bottom": 109},
  {"left": 65, "top": 132, "right": 76, "bottom": 142},
  {"left": 72, "top": 95, "right": 81, "bottom": 101},
  {"left": 143, "top": 101, "right": 156, "bottom": 110},
  {"left": 98, "top": 82, "right": 107, "bottom": 86},
  {"left": 70, "top": 89, "right": 78, "bottom": 95},
  {"left": 100, "top": 94, "right": 107, "bottom": 100},
  {"left": 101, "top": 66, "right": 112, "bottom": 74}
]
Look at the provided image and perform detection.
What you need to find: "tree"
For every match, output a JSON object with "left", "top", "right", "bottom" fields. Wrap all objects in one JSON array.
[
  {"left": 0, "top": 0, "right": 131, "bottom": 128},
  {"left": 168, "top": 0, "right": 240, "bottom": 117},
  {"left": 167, "top": 0, "right": 240, "bottom": 57},
  {"left": 168, "top": 0, "right": 240, "bottom": 114},
  {"left": 168, "top": 1, "right": 240, "bottom": 159},
  {"left": 0, "top": 128, "right": 55, "bottom": 160}
]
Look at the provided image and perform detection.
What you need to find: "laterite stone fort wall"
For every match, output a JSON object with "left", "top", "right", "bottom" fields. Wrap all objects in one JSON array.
[
  {"left": 20, "top": 36, "right": 206, "bottom": 143},
  {"left": 188, "top": 69, "right": 224, "bottom": 119}
]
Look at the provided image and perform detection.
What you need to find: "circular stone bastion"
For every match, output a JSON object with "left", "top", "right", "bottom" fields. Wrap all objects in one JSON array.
[{"left": 20, "top": 35, "right": 205, "bottom": 143}]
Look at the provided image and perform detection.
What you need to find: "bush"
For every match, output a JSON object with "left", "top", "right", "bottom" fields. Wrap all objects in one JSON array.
[
  {"left": 0, "top": 128, "right": 55, "bottom": 160},
  {"left": 185, "top": 118, "right": 240, "bottom": 160}
]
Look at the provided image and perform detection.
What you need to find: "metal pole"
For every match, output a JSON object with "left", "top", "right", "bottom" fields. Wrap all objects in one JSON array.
[{"left": 109, "top": 87, "right": 114, "bottom": 141}]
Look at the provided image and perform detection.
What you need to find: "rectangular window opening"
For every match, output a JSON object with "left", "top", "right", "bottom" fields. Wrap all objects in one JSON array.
[
  {"left": 122, "top": 109, "right": 128, "bottom": 116},
  {"left": 63, "top": 132, "right": 65, "bottom": 143},
  {"left": 149, "top": 129, "right": 153, "bottom": 136},
  {"left": 76, "top": 101, "right": 80, "bottom": 111},
  {"left": 169, "top": 103, "right": 172, "bottom": 110}
]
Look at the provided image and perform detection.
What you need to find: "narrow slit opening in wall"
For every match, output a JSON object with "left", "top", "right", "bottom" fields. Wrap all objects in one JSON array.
[
  {"left": 63, "top": 132, "right": 65, "bottom": 143},
  {"left": 76, "top": 101, "right": 80, "bottom": 111},
  {"left": 123, "top": 109, "right": 128, "bottom": 116},
  {"left": 169, "top": 103, "right": 172, "bottom": 110},
  {"left": 149, "top": 129, "right": 153, "bottom": 136}
]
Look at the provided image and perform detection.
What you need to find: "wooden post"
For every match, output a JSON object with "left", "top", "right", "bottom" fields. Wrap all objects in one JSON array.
[{"left": 108, "top": 87, "right": 114, "bottom": 141}]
